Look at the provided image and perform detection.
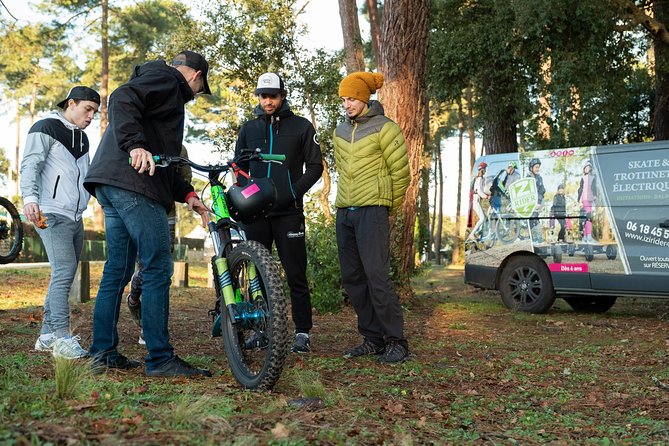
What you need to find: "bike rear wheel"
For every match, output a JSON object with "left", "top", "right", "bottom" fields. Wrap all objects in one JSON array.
[
  {"left": 222, "top": 240, "right": 288, "bottom": 390},
  {"left": 0, "top": 197, "right": 23, "bottom": 264}
]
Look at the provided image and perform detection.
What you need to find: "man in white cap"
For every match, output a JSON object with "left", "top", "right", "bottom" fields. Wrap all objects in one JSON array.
[
  {"left": 20, "top": 85, "right": 100, "bottom": 359},
  {"left": 234, "top": 72, "right": 323, "bottom": 354}
]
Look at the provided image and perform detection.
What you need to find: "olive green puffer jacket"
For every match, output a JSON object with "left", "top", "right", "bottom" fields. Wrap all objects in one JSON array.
[{"left": 333, "top": 101, "right": 410, "bottom": 211}]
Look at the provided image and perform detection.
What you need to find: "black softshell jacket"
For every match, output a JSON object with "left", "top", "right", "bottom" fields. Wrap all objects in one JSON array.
[
  {"left": 234, "top": 101, "right": 323, "bottom": 216},
  {"left": 84, "top": 60, "right": 194, "bottom": 210}
]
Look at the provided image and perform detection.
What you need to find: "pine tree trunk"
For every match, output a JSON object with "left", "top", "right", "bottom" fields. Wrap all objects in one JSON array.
[
  {"left": 452, "top": 99, "right": 465, "bottom": 265},
  {"left": 430, "top": 150, "right": 438, "bottom": 260},
  {"left": 379, "top": 0, "right": 429, "bottom": 299},
  {"left": 294, "top": 54, "right": 332, "bottom": 221},
  {"left": 366, "top": 0, "right": 382, "bottom": 69},
  {"left": 338, "top": 0, "right": 365, "bottom": 72},
  {"left": 100, "top": 0, "right": 109, "bottom": 135},
  {"left": 435, "top": 141, "right": 443, "bottom": 265},
  {"left": 417, "top": 147, "right": 431, "bottom": 263},
  {"left": 466, "top": 85, "right": 477, "bottom": 168},
  {"left": 481, "top": 98, "right": 518, "bottom": 154}
]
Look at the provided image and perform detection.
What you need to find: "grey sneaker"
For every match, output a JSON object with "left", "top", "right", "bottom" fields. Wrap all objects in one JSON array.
[
  {"left": 291, "top": 333, "right": 311, "bottom": 353},
  {"left": 35, "top": 333, "right": 57, "bottom": 352},
  {"left": 378, "top": 341, "right": 409, "bottom": 364},
  {"left": 343, "top": 339, "right": 385, "bottom": 358},
  {"left": 138, "top": 329, "right": 145, "bottom": 345},
  {"left": 52, "top": 336, "right": 89, "bottom": 359}
]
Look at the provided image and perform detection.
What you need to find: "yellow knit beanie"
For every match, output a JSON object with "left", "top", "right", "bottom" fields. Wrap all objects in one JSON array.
[{"left": 338, "top": 72, "right": 385, "bottom": 103}]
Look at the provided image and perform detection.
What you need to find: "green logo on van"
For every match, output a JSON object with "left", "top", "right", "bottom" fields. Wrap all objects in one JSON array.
[{"left": 508, "top": 178, "right": 538, "bottom": 218}]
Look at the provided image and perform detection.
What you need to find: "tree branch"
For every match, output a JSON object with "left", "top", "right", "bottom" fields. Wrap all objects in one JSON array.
[{"left": 622, "top": 0, "right": 669, "bottom": 45}]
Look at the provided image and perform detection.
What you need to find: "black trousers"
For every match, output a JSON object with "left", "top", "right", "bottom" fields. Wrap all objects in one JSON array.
[
  {"left": 336, "top": 206, "right": 407, "bottom": 349},
  {"left": 242, "top": 213, "right": 312, "bottom": 334}
]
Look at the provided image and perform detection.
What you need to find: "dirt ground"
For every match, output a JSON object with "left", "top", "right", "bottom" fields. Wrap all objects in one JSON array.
[{"left": 2, "top": 264, "right": 669, "bottom": 444}]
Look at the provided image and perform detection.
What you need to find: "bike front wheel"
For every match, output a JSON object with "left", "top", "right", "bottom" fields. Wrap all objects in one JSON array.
[
  {"left": 0, "top": 197, "right": 23, "bottom": 264},
  {"left": 496, "top": 217, "right": 519, "bottom": 243},
  {"left": 222, "top": 240, "right": 288, "bottom": 390}
]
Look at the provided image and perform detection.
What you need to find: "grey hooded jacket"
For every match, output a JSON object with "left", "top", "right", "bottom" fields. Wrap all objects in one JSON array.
[{"left": 20, "top": 111, "right": 91, "bottom": 221}]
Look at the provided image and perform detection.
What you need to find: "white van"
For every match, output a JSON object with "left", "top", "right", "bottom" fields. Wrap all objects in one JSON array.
[{"left": 464, "top": 141, "right": 669, "bottom": 313}]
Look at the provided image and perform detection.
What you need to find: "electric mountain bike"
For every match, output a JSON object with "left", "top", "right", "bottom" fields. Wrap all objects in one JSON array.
[
  {"left": 153, "top": 150, "right": 288, "bottom": 390},
  {"left": 0, "top": 196, "right": 23, "bottom": 264}
]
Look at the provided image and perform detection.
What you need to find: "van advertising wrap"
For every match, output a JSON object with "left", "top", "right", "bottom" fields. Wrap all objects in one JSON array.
[
  {"left": 465, "top": 141, "right": 669, "bottom": 312},
  {"left": 595, "top": 145, "right": 669, "bottom": 274},
  {"left": 466, "top": 143, "right": 669, "bottom": 279}
]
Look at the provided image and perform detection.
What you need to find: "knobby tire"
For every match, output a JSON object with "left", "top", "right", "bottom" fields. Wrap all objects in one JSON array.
[
  {"left": 221, "top": 240, "right": 288, "bottom": 390},
  {"left": 0, "top": 197, "right": 23, "bottom": 264}
]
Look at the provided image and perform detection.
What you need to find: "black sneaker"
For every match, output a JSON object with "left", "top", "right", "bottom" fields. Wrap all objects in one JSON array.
[
  {"left": 91, "top": 353, "right": 142, "bottom": 374},
  {"left": 244, "top": 331, "right": 269, "bottom": 350},
  {"left": 146, "top": 356, "right": 212, "bottom": 378},
  {"left": 291, "top": 333, "right": 311, "bottom": 353},
  {"left": 343, "top": 339, "right": 385, "bottom": 358},
  {"left": 127, "top": 294, "right": 142, "bottom": 328},
  {"left": 379, "top": 342, "right": 409, "bottom": 364}
]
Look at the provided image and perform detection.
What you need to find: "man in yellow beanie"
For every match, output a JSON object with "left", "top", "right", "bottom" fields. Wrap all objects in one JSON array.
[{"left": 333, "top": 71, "right": 410, "bottom": 364}]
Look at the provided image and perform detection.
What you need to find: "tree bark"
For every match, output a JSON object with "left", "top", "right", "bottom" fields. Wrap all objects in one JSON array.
[
  {"left": 452, "top": 99, "right": 465, "bottom": 265},
  {"left": 465, "top": 84, "right": 476, "bottom": 170},
  {"left": 430, "top": 146, "right": 438, "bottom": 260},
  {"left": 538, "top": 54, "right": 552, "bottom": 142},
  {"left": 616, "top": 0, "right": 669, "bottom": 139},
  {"left": 100, "top": 0, "right": 109, "bottom": 135},
  {"left": 30, "top": 82, "right": 37, "bottom": 126},
  {"left": 417, "top": 146, "right": 431, "bottom": 263},
  {"left": 379, "top": 0, "right": 429, "bottom": 299},
  {"left": 435, "top": 139, "right": 443, "bottom": 265},
  {"left": 338, "top": 0, "right": 365, "bottom": 72},
  {"left": 366, "top": 0, "right": 382, "bottom": 68},
  {"left": 293, "top": 53, "right": 332, "bottom": 221},
  {"left": 481, "top": 93, "right": 518, "bottom": 154}
]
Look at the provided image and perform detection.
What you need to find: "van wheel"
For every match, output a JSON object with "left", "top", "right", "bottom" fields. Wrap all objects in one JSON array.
[
  {"left": 584, "top": 245, "right": 594, "bottom": 261},
  {"left": 499, "top": 256, "right": 556, "bottom": 313},
  {"left": 567, "top": 244, "right": 576, "bottom": 256},
  {"left": 551, "top": 244, "right": 562, "bottom": 263},
  {"left": 605, "top": 245, "right": 617, "bottom": 260},
  {"left": 563, "top": 296, "right": 617, "bottom": 313}
]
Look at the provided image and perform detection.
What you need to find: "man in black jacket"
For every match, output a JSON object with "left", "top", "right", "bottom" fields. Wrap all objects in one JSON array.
[
  {"left": 235, "top": 72, "right": 323, "bottom": 353},
  {"left": 85, "top": 50, "right": 211, "bottom": 378}
]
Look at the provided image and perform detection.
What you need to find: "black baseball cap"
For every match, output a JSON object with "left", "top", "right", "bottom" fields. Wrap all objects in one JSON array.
[
  {"left": 172, "top": 50, "right": 211, "bottom": 95},
  {"left": 57, "top": 86, "right": 101, "bottom": 109}
]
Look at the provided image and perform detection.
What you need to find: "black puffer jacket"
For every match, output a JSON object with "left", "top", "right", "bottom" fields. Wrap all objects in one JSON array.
[
  {"left": 84, "top": 60, "right": 194, "bottom": 210},
  {"left": 234, "top": 100, "right": 323, "bottom": 216}
]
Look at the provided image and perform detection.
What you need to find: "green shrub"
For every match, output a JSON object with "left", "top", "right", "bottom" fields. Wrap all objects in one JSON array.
[{"left": 305, "top": 214, "right": 344, "bottom": 314}]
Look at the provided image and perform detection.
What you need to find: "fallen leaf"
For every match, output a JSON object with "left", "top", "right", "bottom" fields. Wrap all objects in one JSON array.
[
  {"left": 383, "top": 401, "right": 404, "bottom": 415},
  {"left": 271, "top": 422, "right": 290, "bottom": 439}
]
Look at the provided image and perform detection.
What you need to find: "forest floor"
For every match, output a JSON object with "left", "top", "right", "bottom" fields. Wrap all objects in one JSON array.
[{"left": 1, "top": 262, "right": 669, "bottom": 445}]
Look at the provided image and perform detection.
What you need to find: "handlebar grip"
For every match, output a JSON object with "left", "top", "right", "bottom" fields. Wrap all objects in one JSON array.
[
  {"left": 128, "top": 155, "right": 162, "bottom": 164},
  {"left": 260, "top": 154, "right": 286, "bottom": 161}
]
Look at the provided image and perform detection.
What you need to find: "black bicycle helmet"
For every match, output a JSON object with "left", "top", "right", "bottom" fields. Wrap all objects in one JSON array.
[
  {"left": 226, "top": 177, "right": 277, "bottom": 224},
  {"left": 529, "top": 158, "right": 541, "bottom": 170}
]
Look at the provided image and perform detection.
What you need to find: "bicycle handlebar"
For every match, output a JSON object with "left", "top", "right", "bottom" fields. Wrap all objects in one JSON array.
[{"left": 128, "top": 150, "right": 285, "bottom": 173}]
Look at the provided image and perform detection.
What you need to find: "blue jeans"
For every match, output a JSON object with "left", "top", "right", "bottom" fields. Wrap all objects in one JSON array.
[
  {"left": 89, "top": 185, "right": 174, "bottom": 370},
  {"left": 37, "top": 213, "right": 84, "bottom": 338}
]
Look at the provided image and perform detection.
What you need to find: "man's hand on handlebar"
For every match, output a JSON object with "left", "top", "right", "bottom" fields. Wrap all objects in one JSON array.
[
  {"left": 129, "top": 148, "right": 156, "bottom": 176},
  {"left": 187, "top": 195, "right": 210, "bottom": 226}
]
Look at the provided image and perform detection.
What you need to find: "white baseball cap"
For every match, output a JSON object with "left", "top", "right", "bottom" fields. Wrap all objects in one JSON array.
[{"left": 254, "top": 72, "right": 285, "bottom": 95}]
